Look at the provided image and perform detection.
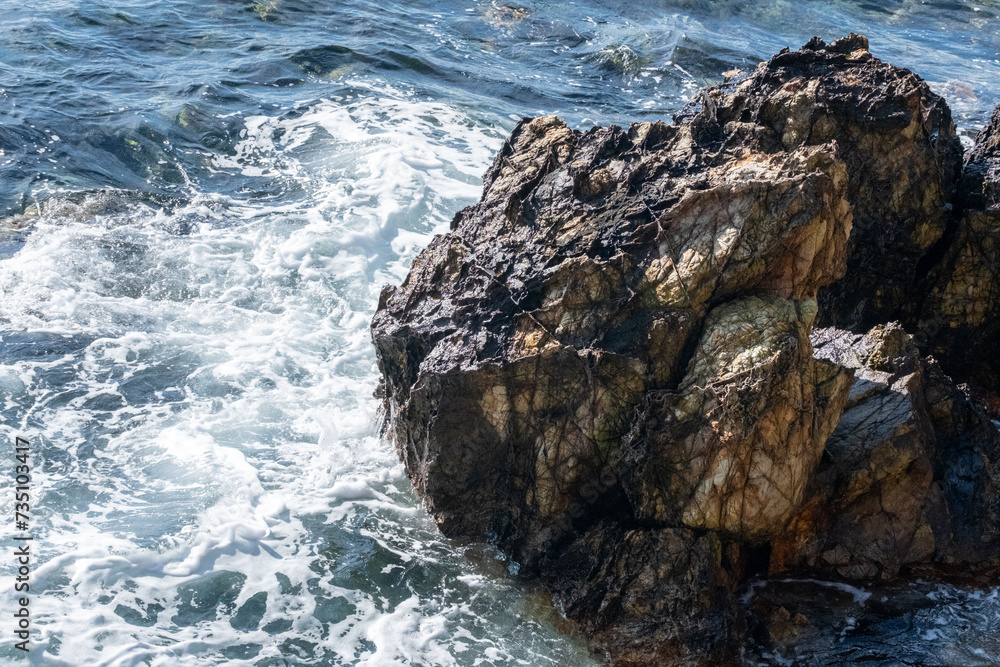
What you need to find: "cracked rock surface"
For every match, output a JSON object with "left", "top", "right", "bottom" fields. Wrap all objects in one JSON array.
[
  {"left": 371, "top": 34, "right": 1000, "bottom": 665},
  {"left": 917, "top": 107, "right": 1000, "bottom": 399}
]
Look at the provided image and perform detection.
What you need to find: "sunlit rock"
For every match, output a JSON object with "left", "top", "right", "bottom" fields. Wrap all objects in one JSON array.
[
  {"left": 675, "top": 33, "right": 962, "bottom": 331},
  {"left": 624, "top": 295, "right": 852, "bottom": 540},
  {"left": 371, "top": 33, "right": 1000, "bottom": 666}
]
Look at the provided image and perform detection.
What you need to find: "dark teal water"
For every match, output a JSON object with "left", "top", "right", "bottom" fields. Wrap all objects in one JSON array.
[
  {"left": 3, "top": 0, "right": 999, "bottom": 217},
  {"left": 1, "top": 1, "right": 998, "bottom": 665}
]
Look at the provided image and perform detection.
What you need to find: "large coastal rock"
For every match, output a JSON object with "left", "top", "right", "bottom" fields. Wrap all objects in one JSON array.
[
  {"left": 373, "top": 113, "right": 856, "bottom": 571},
  {"left": 371, "top": 35, "right": 1000, "bottom": 665}
]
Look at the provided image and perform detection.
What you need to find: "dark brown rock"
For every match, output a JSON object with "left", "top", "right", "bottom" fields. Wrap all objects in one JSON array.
[
  {"left": 771, "top": 324, "right": 1000, "bottom": 580},
  {"left": 541, "top": 523, "right": 742, "bottom": 666},
  {"left": 959, "top": 105, "right": 1000, "bottom": 211},
  {"left": 916, "top": 109, "right": 1000, "bottom": 399}
]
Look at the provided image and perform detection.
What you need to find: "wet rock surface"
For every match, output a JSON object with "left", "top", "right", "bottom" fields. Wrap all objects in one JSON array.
[
  {"left": 371, "top": 34, "right": 1000, "bottom": 665},
  {"left": 771, "top": 324, "right": 1000, "bottom": 581},
  {"left": 540, "top": 523, "right": 742, "bottom": 666},
  {"left": 917, "top": 106, "right": 1000, "bottom": 400},
  {"left": 743, "top": 574, "right": 1000, "bottom": 666}
]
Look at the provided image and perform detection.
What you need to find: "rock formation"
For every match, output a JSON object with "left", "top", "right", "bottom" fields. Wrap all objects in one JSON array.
[
  {"left": 676, "top": 35, "right": 962, "bottom": 333},
  {"left": 771, "top": 324, "right": 1000, "bottom": 581},
  {"left": 916, "top": 106, "right": 1000, "bottom": 401},
  {"left": 371, "top": 34, "right": 1000, "bottom": 665}
]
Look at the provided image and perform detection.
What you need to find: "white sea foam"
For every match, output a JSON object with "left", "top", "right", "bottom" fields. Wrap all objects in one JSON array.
[{"left": 0, "top": 78, "right": 593, "bottom": 666}]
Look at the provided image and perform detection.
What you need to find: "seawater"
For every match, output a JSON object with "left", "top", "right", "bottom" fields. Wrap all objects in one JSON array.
[{"left": 0, "top": 1, "right": 998, "bottom": 665}]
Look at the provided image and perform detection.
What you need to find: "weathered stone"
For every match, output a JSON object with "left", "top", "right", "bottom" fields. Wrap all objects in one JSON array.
[
  {"left": 370, "top": 33, "right": 1000, "bottom": 666},
  {"left": 916, "top": 108, "right": 1000, "bottom": 399},
  {"left": 959, "top": 104, "right": 1000, "bottom": 211},
  {"left": 675, "top": 33, "right": 962, "bottom": 331},
  {"left": 624, "top": 296, "right": 852, "bottom": 540},
  {"left": 373, "top": 111, "right": 854, "bottom": 572},
  {"left": 540, "top": 523, "right": 742, "bottom": 667},
  {"left": 771, "top": 324, "right": 1000, "bottom": 580}
]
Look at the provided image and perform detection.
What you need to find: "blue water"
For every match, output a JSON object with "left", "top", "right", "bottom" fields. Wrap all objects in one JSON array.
[{"left": 1, "top": 1, "right": 999, "bottom": 665}]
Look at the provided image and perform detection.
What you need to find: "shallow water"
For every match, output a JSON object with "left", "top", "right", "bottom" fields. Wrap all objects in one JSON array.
[
  {"left": 1, "top": 1, "right": 999, "bottom": 665},
  {"left": 744, "top": 576, "right": 1000, "bottom": 666}
]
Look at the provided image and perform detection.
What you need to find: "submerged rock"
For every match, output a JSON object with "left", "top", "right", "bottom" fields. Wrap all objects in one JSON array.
[{"left": 371, "top": 34, "right": 1000, "bottom": 665}]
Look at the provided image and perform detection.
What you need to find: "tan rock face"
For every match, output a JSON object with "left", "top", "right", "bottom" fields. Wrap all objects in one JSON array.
[
  {"left": 626, "top": 296, "right": 852, "bottom": 540},
  {"left": 679, "top": 298, "right": 850, "bottom": 538},
  {"left": 679, "top": 33, "right": 962, "bottom": 332},
  {"left": 641, "top": 147, "right": 851, "bottom": 310}
]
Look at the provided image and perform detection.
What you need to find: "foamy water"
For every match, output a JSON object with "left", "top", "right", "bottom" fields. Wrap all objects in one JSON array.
[
  {"left": 0, "top": 83, "right": 594, "bottom": 665},
  {"left": 3, "top": 1, "right": 1000, "bottom": 665}
]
